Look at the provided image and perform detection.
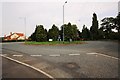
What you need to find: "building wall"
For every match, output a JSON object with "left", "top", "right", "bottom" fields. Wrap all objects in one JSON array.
[
  {"left": 17, "top": 36, "right": 25, "bottom": 40},
  {"left": 10, "top": 34, "right": 19, "bottom": 39}
]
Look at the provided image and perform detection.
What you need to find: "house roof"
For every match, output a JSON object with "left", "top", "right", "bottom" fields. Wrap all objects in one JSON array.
[
  {"left": 5, "top": 33, "right": 24, "bottom": 38},
  {"left": 4, "top": 32, "right": 24, "bottom": 40},
  {"left": 14, "top": 33, "right": 24, "bottom": 36}
]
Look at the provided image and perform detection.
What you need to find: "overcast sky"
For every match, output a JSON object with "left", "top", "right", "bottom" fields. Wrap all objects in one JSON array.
[{"left": 0, "top": 0, "right": 119, "bottom": 37}]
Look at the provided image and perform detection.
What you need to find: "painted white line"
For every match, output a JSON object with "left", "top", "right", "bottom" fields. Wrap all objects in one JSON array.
[
  {"left": 86, "top": 52, "right": 119, "bottom": 60},
  {"left": 49, "top": 54, "right": 60, "bottom": 57},
  {"left": 69, "top": 54, "right": 80, "bottom": 56},
  {"left": 30, "top": 54, "right": 42, "bottom": 57},
  {"left": 2, "top": 55, "right": 55, "bottom": 80},
  {"left": 0, "top": 54, "right": 7, "bottom": 56},
  {"left": 97, "top": 53, "right": 119, "bottom": 60},
  {"left": 13, "top": 55, "right": 23, "bottom": 57},
  {"left": 86, "top": 53, "right": 98, "bottom": 55}
]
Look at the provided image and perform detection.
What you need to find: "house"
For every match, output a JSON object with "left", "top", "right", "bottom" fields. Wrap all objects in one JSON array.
[{"left": 4, "top": 32, "right": 25, "bottom": 41}]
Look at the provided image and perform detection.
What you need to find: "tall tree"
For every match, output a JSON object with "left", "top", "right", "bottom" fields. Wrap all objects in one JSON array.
[
  {"left": 48, "top": 24, "right": 59, "bottom": 41},
  {"left": 35, "top": 25, "right": 47, "bottom": 42},
  {"left": 90, "top": 13, "right": 99, "bottom": 40},
  {"left": 81, "top": 25, "right": 90, "bottom": 40}
]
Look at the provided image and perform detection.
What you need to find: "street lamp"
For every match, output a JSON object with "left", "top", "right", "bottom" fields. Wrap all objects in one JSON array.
[
  {"left": 19, "top": 17, "right": 26, "bottom": 42},
  {"left": 63, "top": 1, "right": 67, "bottom": 43}
]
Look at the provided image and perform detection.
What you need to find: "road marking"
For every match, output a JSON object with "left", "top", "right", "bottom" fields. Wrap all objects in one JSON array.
[
  {"left": 0, "top": 54, "right": 7, "bottom": 56},
  {"left": 49, "top": 54, "right": 60, "bottom": 57},
  {"left": 97, "top": 53, "right": 119, "bottom": 60},
  {"left": 69, "top": 54, "right": 80, "bottom": 56},
  {"left": 13, "top": 55, "right": 23, "bottom": 57},
  {"left": 2, "top": 55, "right": 55, "bottom": 80},
  {"left": 86, "top": 53, "right": 98, "bottom": 55},
  {"left": 30, "top": 54, "right": 42, "bottom": 57},
  {"left": 86, "top": 52, "right": 119, "bottom": 60}
]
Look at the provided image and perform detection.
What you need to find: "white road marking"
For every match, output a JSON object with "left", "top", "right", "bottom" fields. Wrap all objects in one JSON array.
[
  {"left": 2, "top": 55, "right": 55, "bottom": 80},
  {"left": 13, "top": 55, "right": 23, "bottom": 57},
  {"left": 0, "top": 54, "right": 7, "bottom": 56},
  {"left": 30, "top": 54, "right": 42, "bottom": 57},
  {"left": 97, "top": 53, "right": 119, "bottom": 60},
  {"left": 49, "top": 54, "right": 60, "bottom": 57},
  {"left": 69, "top": 54, "right": 80, "bottom": 56},
  {"left": 86, "top": 52, "right": 119, "bottom": 60},
  {"left": 86, "top": 53, "right": 98, "bottom": 55}
]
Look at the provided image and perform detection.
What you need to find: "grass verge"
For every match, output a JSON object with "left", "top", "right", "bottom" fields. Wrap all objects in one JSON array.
[{"left": 25, "top": 41, "right": 85, "bottom": 45}]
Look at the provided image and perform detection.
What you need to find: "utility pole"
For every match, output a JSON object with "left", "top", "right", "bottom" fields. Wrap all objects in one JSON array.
[
  {"left": 19, "top": 17, "right": 26, "bottom": 42},
  {"left": 63, "top": 1, "right": 67, "bottom": 43}
]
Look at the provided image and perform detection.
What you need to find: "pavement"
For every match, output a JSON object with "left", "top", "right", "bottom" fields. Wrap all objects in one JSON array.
[{"left": 1, "top": 41, "right": 119, "bottom": 79}]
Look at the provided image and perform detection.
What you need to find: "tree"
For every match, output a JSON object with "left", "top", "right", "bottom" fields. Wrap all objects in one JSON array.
[
  {"left": 35, "top": 25, "right": 47, "bottom": 42},
  {"left": 61, "top": 22, "right": 79, "bottom": 41},
  {"left": 48, "top": 24, "right": 59, "bottom": 41},
  {"left": 90, "top": 13, "right": 99, "bottom": 40},
  {"left": 29, "top": 32, "right": 36, "bottom": 41},
  {"left": 101, "top": 17, "right": 117, "bottom": 39},
  {"left": 72, "top": 24, "right": 80, "bottom": 41},
  {"left": 81, "top": 25, "right": 90, "bottom": 40},
  {"left": 98, "top": 27, "right": 104, "bottom": 39},
  {"left": 100, "top": 12, "right": 120, "bottom": 40},
  {"left": 115, "top": 12, "right": 120, "bottom": 33},
  {"left": 101, "top": 17, "right": 115, "bottom": 32},
  {"left": 77, "top": 30, "right": 81, "bottom": 40},
  {"left": 44, "top": 29, "right": 48, "bottom": 40},
  {"left": 114, "top": 12, "right": 120, "bottom": 40}
]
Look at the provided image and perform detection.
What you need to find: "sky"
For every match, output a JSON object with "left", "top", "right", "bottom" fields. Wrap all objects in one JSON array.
[{"left": 0, "top": 0, "right": 119, "bottom": 37}]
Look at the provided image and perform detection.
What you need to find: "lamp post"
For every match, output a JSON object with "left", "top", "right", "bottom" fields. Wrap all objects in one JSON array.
[
  {"left": 19, "top": 17, "right": 26, "bottom": 42},
  {"left": 63, "top": 1, "right": 67, "bottom": 43}
]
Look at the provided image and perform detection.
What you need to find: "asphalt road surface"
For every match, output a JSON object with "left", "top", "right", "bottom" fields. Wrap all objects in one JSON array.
[
  {"left": 1, "top": 41, "right": 119, "bottom": 78},
  {"left": 2, "top": 57, "right": 52, "bottom": 79}
]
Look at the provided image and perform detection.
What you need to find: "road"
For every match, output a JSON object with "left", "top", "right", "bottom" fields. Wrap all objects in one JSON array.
[
  {"left": 2, "top": 57, "right": 52, "bottom": 79},
  {"left": 1, "top": 41, "right": 119, "bottom": 78}
]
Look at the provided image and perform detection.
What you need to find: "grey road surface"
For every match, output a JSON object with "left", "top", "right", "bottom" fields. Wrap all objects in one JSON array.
[
  {"left": 2, "top": 57, "right": 52, "bottom": 79},
  {"left": 2, "top": 41, "right": 119, "bottom": 78}
]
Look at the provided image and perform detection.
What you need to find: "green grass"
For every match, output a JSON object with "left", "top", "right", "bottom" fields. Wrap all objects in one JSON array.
[{"left": 25, "top": 41, "right": 85, "bottom": 45}]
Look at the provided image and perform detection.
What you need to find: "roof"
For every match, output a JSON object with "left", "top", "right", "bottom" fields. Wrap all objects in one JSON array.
[
  {"left": 14, "top": 33, "right": 24, "bottom": 36},
  {"left": 4, "top": 32, "right": 25, "bottom": 40}
]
